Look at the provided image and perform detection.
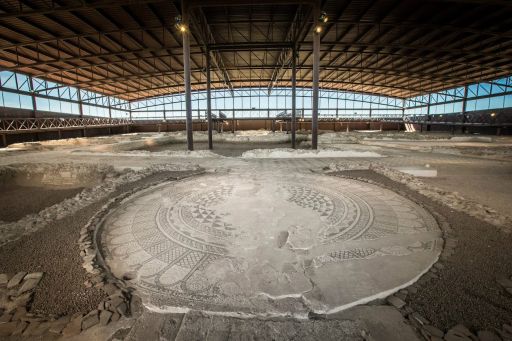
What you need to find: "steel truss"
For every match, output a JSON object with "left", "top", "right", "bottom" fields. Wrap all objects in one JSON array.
[
  {"left": 1, "top": 1, "right": 511, "bottom": 100},
  {"left": 0, "top": 117, "right": 131, "bottom": 135}
]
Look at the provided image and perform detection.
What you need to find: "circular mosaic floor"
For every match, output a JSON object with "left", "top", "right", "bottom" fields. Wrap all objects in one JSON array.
[{"left": 100, "top": 172, "right": 442, "bottom": 315}]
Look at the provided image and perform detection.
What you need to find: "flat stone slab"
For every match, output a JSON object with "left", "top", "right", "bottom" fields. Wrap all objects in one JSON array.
[
  {"left": 101, "top": 171, "right": 441, "bottom": 315},
  {"left": 18, "top": 277, "right": 41, "bottom": 295},
  {"left": 173, "top": 311, "right": 365, "bottom": 341},
  {"left": 7, "top": 272, "right": 26, "bottom": 288},
  {"left": 0, "top": 273, "right": 9, "bottom": 285}
]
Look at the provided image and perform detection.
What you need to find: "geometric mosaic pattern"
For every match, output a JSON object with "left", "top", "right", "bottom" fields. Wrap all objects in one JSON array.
[{"left": 100, "top": 171, "right": 441, "bottom": 314}]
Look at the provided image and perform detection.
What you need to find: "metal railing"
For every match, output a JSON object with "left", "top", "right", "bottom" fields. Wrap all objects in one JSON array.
[{"left": 0, "top": 117, "right": 132, "bottom": 133}]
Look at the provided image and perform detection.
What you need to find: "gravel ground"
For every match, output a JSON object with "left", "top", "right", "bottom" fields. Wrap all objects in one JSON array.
[
  {"left": 0, "top": 170, "right": 197, "bottom": 317},
  {"left": 422, "top": 161, "right": 512, "bottom": 219},
  {"left": 140, "top": 141, "right": 304, "bottom": 157},
  {"left": 336, "top": 170, "right": 512, "bottom": 332},
  {"left": 0, "top": 184, "right": 83, "bottom": 222}
]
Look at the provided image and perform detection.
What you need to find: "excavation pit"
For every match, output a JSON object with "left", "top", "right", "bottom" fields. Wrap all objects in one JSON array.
[
  {"left": 100, "top": 171, "right": 442, "bottom": 316},
  {"left": 0, "top": 163, "right": 114, "bottom": 222}
]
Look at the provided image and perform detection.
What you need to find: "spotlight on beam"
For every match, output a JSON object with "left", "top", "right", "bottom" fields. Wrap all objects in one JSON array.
[
  {"left": 319, "top": 11, "right": 328, "bottom": 23},
  {"left": 315, "top": 11, "right": 328, "bottom": 34},
  {"left": 175, "top": 15, "right": 187, "bottom": 33}
]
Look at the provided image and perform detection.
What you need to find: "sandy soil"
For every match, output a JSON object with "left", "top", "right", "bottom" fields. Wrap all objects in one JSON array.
[
  {"left": 336, "top": 170, "right": 512, "bottom": 331},
  {"left": 0, "top": 184, "right": 83, "bottom": 222}
]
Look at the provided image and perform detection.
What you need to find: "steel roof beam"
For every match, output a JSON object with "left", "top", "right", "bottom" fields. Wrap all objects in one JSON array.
[{"left": 188, "top": 5, "right": 234, "bottom": 95}]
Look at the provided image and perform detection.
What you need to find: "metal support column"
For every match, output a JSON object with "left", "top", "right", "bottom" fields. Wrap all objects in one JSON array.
[
  {"left": 461, "top": 85, "right": 468, "bottom": 134},
  {"left": 29, "top": 76, "right": 37, "bottom": 119},
  {"left": 77, "top": 90, "right": 84, "bottom": 117},
  {"left": 128, "top": 109, "right": 132, "bottom": 133},
  {"left": 29, "top": 76, "right": 41, "bottom": 141},
  {"left": 231, "top": 99, "right": 235, "bottom": 134},
  {"left": 206, "top": 50, "right": 213, "bottom": 149},
  {"left": 426, "top": 93, "right": 432, "bottom": 132},
  {"left": 311, "top": 2, "right": 320, "bottom": 150},
  {"left": 291, "top": 47, "right": 297, "bottom": 149},
  {"left": 108, "top": 97, "right": 112, "bottom": 135},
  {"left": 182, "top": 1, "right": 194, "bottom": 150},
  {"left": 77, "top": 89, "right": 85, "bottom": 137}
]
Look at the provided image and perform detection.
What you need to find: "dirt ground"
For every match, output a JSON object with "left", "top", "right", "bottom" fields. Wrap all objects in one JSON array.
[
  {"left": 0, "top": 184, "right": 83, "bottom": 222},
  {"left": 337, "top": 170, "right": 512, "bottom": 332}
]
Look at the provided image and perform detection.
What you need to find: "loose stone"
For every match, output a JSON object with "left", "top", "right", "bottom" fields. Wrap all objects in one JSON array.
[
  {"left": 408, "top": 286, "right": 418, "bottom": 294},
  {"left": 444, "top": 324, "right": 477, "bottom": 341},
  {"left": 386, "top": 295, "right": 406, "bottom": 309},
  {"left": 108, "top": 296, "right": 124, "bottom": 310},
  {"left": 99, "top": 310, "right": 112, "bottom": 326},
  {"left": 24, "top": 272, "right": 43, "bottom": 280},
  {"left": 12, "top": 306, "right": 27, "bottom": 320},
  {"left": 12, "top": 321, "right": 28, "bottom": 335},
  {"left": 22, "top": 321, "right": 41, "bottom": 336},
  {"left": 48, "top": 316, "right": 71, "bottom": 334},
  {"left": 103, "top": 283, "right": 118, "bottom": 295},
  {"left": 116, "top": 302, "right": 128, "bottom": 316},
  {"left": 497, "top": 278, "right": 512, "bottom": 288},
  {"left": 32, "top": 321, "right": 52, "bottom": 336},
  {"left": 477, "top": 330, "right": 502, "bottom": 341},
  {"left": 110, "top": 312, "right": 121, "bottom": 322},
  {"left": 395, "top": 291, "right": 407, "bottom": 301},
  {"left": 62, "top": 315, "right": 83, "bottom": 337},
  {"left": 18, "top": 278, "right": 41, "bottom": 295},
  {"left": 81, "top": 311, "right": 100, "bottom": 330},
  {"left": 7, "top": 272, "right": 27, "bottom": 288},
  {"left": 14, "top": 292, "right": 32, "bottom": 307},
  {"left": 409, "top": 312, "right": 430, "bottom": 326},
  {"left": 504, "top": 324, "right": 512, "bottom": 334},
  {"left": 0, "top": 321, "right": 18, "bottom": 336},
  {"left": 0, "top": 313, "right": 12, "bottom": 322},
  {"left": 497, "top": 329, "right": 512, "bottom": 340},
  {"left": 422, "top": 325, "right": 444, "bottom": 338},
  {"left": 0, "top": 274, "right": 9, "bottom": 286}
]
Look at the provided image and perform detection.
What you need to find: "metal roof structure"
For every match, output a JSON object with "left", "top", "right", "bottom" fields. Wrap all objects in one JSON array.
[{"left": 0, "top": 0, "right": 511, "bottom": 102}]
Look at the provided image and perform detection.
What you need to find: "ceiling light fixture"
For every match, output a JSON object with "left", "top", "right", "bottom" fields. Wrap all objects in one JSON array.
[
  {"left": 175, "top": 15, "right": 187, "bottom": 33},
  {"left": 319, "top": 11, "right": 328, "bottom": 23}
]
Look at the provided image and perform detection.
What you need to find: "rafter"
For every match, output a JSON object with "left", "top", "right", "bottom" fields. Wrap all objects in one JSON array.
[{"left": 188, "top": 6, "right": 234, "bottom": 95}]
